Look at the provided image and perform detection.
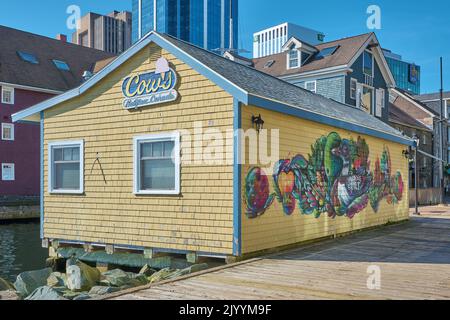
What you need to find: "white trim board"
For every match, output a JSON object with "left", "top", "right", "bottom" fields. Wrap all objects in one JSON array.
[{"left": 0, "top": 82, "right": 63, "bottom": 95}]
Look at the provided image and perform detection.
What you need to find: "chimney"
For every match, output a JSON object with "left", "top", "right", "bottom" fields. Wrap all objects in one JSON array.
[{"left": 56, "top": 34, "right": 67, "bottom": 42}]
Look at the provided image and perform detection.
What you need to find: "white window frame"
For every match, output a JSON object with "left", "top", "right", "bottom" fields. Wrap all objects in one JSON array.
[
  {"left": 1, "top": 123, "right": 14, "bottom": 141},
  {"left": 133, "top": 132, "right": 180, "bottom": 195},
  {"left": 350, "top": 78, "right": 357, "bottom": 100},
  {"left": 304, "top": 81, "right": 317, "bottom": 93},
  {"left": 48, "top": 140, "right": 84, "bottom": 194},
  {"left": 363, "top": 50, "right": 374, "bottom": 77},
  {"left": 1, "top": 86, "right": 14, "bottom": 105},
  {"left": 2, "top": 163, "right": 15, "bottom": 181},
  {"left": 287, "top": 48, "right": 300, "bottom": 69}
]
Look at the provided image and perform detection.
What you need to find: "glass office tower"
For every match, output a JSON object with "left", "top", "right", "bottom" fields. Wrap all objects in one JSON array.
[
  {"left": 132, "top": 0, "right": 238, "bottom": 52},
  {"left": 383, "top": 49, "right": 421, "bottom": 95}
]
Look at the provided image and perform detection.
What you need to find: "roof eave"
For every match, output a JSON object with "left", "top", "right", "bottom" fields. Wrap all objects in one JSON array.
[
  {"left": 247, "top": 94, "right": 414, "bottom": 146},
  {"left": 12, "top": 31, "right": 249, "bottom": 123}
]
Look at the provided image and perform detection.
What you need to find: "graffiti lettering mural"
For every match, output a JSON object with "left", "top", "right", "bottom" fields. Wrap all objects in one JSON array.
[{"left": 244, "top": 132, "right": 403, "bottom": 219}]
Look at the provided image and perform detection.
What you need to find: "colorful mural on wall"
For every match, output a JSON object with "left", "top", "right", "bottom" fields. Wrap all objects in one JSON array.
[{"left": 244, "top": 132, "right": 404, "bottom": 219}]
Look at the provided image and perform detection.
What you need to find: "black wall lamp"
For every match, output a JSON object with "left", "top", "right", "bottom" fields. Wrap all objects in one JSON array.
[
  {"left": 402, "top": 147, "right": 413, "bottom": 160},
  {"left": 251, "top": 114, "right": 264, "bottom": 133}
]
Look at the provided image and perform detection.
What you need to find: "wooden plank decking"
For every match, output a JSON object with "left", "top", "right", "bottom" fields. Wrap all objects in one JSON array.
[{"left": 107, "top": 215, "right": 450, "bottom": 300}]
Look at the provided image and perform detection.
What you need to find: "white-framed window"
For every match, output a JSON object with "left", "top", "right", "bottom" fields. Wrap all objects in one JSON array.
[
  {"left": 363, "top": 50, "right": 374, "bottom": 77},
  {"left": 2, "top": 163, "right": 15, "bottom": 181},
  {"left": 48, "top": 140, "right": 84, "bottom": 194},
  {"left": 133, "top": 132, "right": 180, "bottom": 195},
  {"left": 1, "top": 86, "right": 14, "bottom": 105},
  {"left": 1, "top": 123, "right": 14, "bottom": 141},
  {"left": 305, "top": 81, "right": 317, "bottom": 93},
  {"left": 422, "top": 134, "right": 427, "bottom": 145},
  {"left": 350, "top": 78, "right": 357, "bottom": 100},
  {"left": 288, "top": 48, "right": 300, "bottom": 69}
]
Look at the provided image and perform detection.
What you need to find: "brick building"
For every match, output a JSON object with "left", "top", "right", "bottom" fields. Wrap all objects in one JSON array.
[{"left": 0, "top": 25, "right": 114, "bottom": 202}]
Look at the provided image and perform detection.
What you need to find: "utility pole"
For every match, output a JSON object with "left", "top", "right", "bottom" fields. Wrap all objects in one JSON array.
[
  {"left": 414, "top": 135, "right": 420, "bottom": 215},
  {"left": 229, "top": 0, "right": 234, "bottom": 50},
  {"left": 440, "top": 57, "right": 445, "bottom": 204}
]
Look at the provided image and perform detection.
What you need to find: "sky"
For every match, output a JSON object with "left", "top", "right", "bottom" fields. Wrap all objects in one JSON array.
[{"left": 1, "top": 0, "right": 449, "bottom": 94}]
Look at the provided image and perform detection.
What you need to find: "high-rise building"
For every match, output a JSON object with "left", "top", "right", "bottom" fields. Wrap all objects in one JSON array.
[
  {"left": 253, "top": 23, "right": 325, "bottom": 58},
  {"left": 72, "top": 11, "right": 132, "bottom": 55},
  {"left": 383, "top": 49, "right": 421, "bottom": 95},
  {"left": 132, "top": 0, "right": 238, "bottom": 52}
]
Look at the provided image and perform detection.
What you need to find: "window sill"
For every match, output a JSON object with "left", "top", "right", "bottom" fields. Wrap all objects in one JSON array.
[
  {"left": 134, "top": 190, "right": 181, "bottom": 196},
  {"left": 49, "top": 190, "right": 84, "bottom": 195}
]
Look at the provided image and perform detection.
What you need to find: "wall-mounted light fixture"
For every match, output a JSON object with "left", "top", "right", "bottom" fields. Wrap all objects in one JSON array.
[
  {"left": 402, "top": 148, "right": 412, "bottom": 159},
  {"left": 251, "top": 114, "right": 264, "bottom": 133}
]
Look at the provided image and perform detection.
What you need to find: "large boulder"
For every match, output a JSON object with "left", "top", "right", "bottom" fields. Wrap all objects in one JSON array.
[
  {"left": 47, "top": 272, "right": 67, "bottom": 288},
  {"left": 128, "top": 273, "right": 149, "bottom": 286},
  {"left": 62, "top": 290, "right": 89, "bottom": 300},
  {"left": 88, "top": 286, "right": 120, "bottom": 296},
  {"left": 66, "top": 261, "right": 101, "bottom": 292},
  {"left": 139, "top": 264, "right": 157, "bottom": 277},
  {"left": 73, "top": 293, "right": 92, "bottom": 300},
  {"left": 0, "top": 290, "right": 20, "bottom": 300},
  {"left": 165, "top": 263, "right": 209, "bottom": 280},
  {"left": 45, "top": 257, "right": 66, "bottom": 272},
  {"left": 25, "top": 286, "right": 67, "bottom": 300},
  {"left": 101, "top": 269, "right": 146, "bottom": 288},
  {"left": 14, "top": 268, "right": 53, "bottom": 298},
  {"left": 0, "top": 277, "right": 15, "bottom": 291},
  {"left": 147, "top": 264, "right": 209, "bottom": 284},
  {"left": 148, "top": 268, "right": 176, "bottom": 283}
]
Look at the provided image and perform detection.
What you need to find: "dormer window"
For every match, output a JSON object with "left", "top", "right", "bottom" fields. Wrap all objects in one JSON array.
[{"left": 288, "top": 47, "right": 300, "bottom": 69}]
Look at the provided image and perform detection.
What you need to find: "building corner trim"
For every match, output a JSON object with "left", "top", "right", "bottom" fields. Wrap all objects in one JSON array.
[
  {"left": 233, "top": 98, "right": 242, "bottom": 256},
  {"left": 40, "top": 111, "right": 44, "bottom": 239}
]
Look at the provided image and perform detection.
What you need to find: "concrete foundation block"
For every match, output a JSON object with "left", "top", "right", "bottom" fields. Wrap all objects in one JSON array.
[{"left": 186, "top": 252, "right": 198, "bottom": 264}]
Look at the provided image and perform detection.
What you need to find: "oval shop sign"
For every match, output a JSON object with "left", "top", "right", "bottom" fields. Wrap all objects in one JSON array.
[{"left": 121, "top": 57, "right": 178, "bottom": 110}]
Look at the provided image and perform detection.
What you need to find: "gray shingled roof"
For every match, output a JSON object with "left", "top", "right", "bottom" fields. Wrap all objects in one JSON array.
[
  {"left": 160, "top": 33, "right": 406, "bottom": 139},
  {"left": 0, "top": 25, "right": 115, "bottom": 92},
  {"left": 415, "top": 92, "right": 450, "bottom": 101}
]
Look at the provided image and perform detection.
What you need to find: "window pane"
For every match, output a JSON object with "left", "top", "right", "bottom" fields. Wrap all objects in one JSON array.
[
  {"left": 141, "top": 143, "right": 152, "bottom": 158},
  {"left": 363, "top": 51, "right": 373, "bottom": 76},
  {"left": 2, "top": 126, "right": 11, "bottom": 139},
  {"left": 53, "top": 148, "right": 63, "bottom": 161},
  {"left": 63, "top": 148, "right": 74, "bottom": 161},
  {"left": 163, "top": 141, "right": 174, "bottom": 157},
  {"left": 141, "top": 159, "right": 175, "bottom": 190},
  {"left": 72, "top": 147, "right": 80, "bottom": 161},
  {"left": 152, "top": 142, "right": 163, "bottom": 157},
  {"left": 54, "top": 163, "right": 80, "bottom": 190}
]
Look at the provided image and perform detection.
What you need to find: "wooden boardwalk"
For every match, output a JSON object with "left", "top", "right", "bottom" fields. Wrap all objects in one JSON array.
[{"left": 107, "top": 215, "right": 450, "bottom": 300}]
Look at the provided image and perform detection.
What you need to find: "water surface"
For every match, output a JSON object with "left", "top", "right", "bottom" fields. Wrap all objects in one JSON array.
[{"left": 0, "top": 221, "right": 48, "bottom": 282}]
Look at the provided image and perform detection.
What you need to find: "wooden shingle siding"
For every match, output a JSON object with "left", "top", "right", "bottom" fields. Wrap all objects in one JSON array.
[
  {"left": 240, "top": 105, "right": 409, "bottom": 255},
  {"left": 42, "top": 43, "right": 235, "bottom": 255}
]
